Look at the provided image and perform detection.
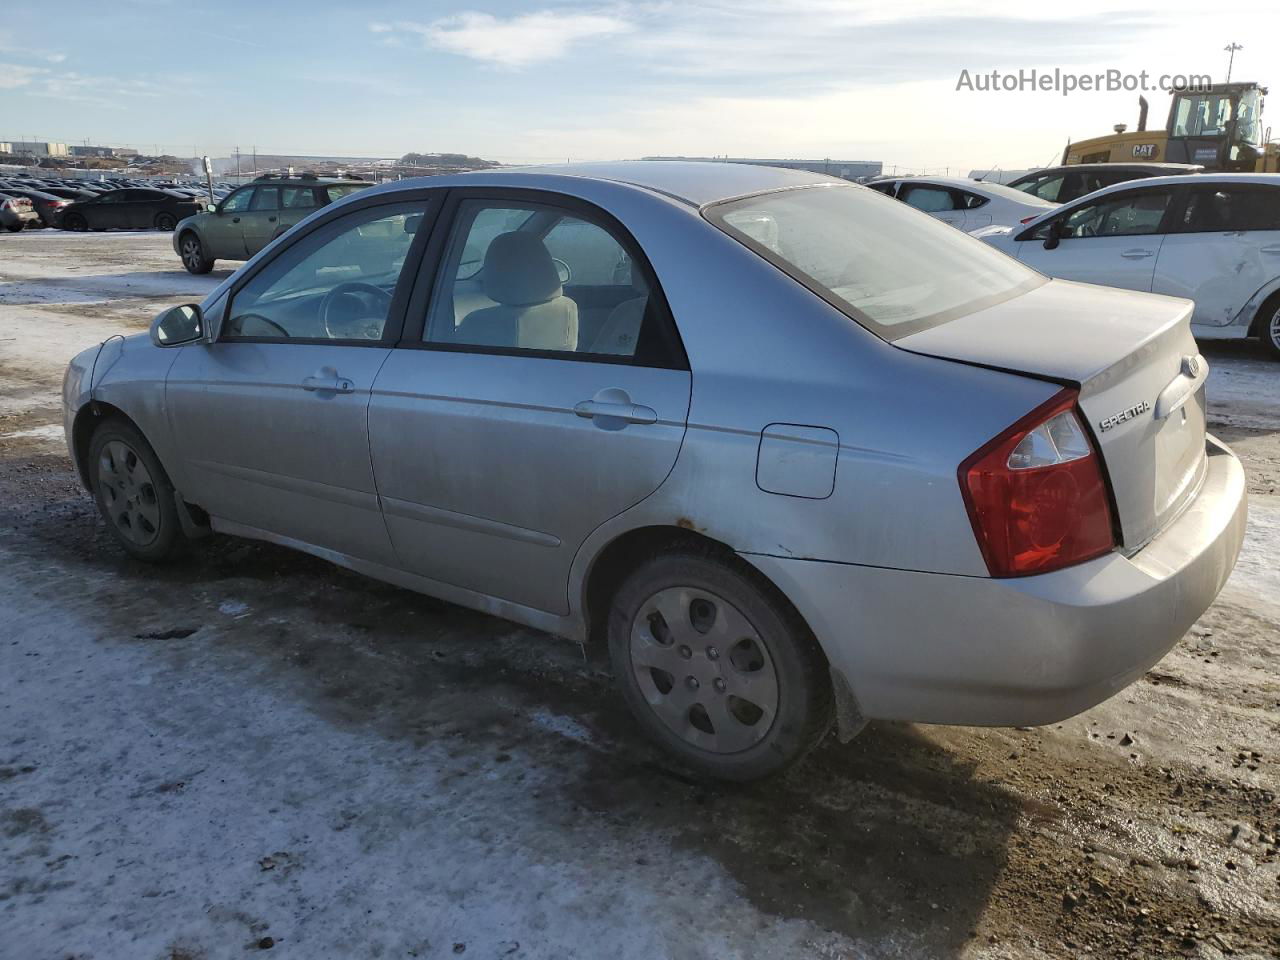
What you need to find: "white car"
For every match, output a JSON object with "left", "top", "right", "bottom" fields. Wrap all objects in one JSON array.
[
  {"left": 975, "top": 173, "right": 1280, "bottom": 357},
  {"left": 866, "top": 176, "right": 1057, "bottom": 230}
]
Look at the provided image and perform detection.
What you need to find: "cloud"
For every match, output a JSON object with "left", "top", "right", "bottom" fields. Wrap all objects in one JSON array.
[
  {"left": 0, "top": 28, "right": 66, "bottom": 66},
  {"left": 0, "top": 63, "right": 48, "bottom": 89},
  {"left": 382, "top": 9, "right": 633, "bottom": 68}
]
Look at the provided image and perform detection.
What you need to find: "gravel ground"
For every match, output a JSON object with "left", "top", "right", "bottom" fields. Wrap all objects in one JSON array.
[{"left": 1, "top": 230, "right": 1278, "bottom": 960}]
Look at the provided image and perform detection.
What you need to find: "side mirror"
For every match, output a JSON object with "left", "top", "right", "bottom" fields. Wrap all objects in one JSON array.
[
  {"left": 1043, "top": 220, "right": 1064, "bottom": 250},
  {"left": 150, "top": 304, "right": 205, "bottom": 347}
]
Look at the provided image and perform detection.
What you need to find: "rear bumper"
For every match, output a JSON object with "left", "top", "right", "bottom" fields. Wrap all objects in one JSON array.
[{"left": 746, "top": 436, "right": 1247, "bottom": 726}]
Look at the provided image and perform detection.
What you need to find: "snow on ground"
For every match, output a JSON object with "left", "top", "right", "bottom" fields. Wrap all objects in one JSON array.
[{"left": 2, "top": 230, "right": 1280, "bottom": 960}]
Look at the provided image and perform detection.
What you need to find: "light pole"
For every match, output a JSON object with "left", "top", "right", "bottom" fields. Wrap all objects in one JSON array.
[{"left": 1224, "top": 42, "right": 1242, "bottom": 83}]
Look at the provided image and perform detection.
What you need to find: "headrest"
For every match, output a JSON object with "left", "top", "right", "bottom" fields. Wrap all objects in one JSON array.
[{"left": 482, "top": 232, "right": 562, "bottom": 306}]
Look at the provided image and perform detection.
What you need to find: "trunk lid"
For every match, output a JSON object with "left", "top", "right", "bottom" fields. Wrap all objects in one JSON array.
[{"left": 897, "top": 278, "right": 1207, "bottom": 551}]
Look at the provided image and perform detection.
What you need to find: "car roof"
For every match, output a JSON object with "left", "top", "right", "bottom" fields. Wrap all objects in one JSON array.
[
  {"left": 1016, "top": 172, "right": 1280, "bottom": 226},
  {"left": 395, "top": 161, "right": 844, "bottom": 207}
]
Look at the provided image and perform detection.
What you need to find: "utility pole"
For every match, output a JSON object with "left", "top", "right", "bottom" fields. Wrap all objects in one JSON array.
[
  {"left": 252, "top": 145, "right": 256, "bottom": 176},
  {"left": 1224, "top": 42, "right": 1242, "bottom": 83},
  {"left": 234, "top": 146, "right": 240, "bottom": 179}
]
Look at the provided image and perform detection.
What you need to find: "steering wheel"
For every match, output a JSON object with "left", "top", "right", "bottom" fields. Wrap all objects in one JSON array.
[
  {"left": 321, "top": 282, "right": 393, "bottom": 340},
  {"left": 231, "top": 313, "right": 290, "bottom": 338}
]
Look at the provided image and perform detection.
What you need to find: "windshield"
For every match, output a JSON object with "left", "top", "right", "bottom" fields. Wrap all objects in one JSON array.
[
  {"left": 705, "top": 185, "right": 1044, "bottom": 339},
  {"left": 1235, "top": 89, "right": 1262, "bottom": 145}
]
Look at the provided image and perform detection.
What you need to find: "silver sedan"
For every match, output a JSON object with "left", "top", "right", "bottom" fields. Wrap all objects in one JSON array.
[{"left": 63, "top": 162, "right": 1247, "bottom": 780}]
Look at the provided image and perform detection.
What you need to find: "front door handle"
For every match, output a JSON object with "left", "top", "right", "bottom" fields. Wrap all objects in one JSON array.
[
  {"left": 1120, "top": 248, "right": 1155, "bottom": 259},
  {"left": 302, "top": 366, "right": 354, "bottom": 393},
  {"left": 1260, "top": 245, "right": 1280, "bottom": 255},
  {"left": 231, "top": 216, "right": 240, "bottom": 223},
  {"left": 268, "top": 216, "right": 277, "bottom": 223}
]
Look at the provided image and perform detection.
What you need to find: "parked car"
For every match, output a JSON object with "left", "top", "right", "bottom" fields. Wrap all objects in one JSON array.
[
  {"left": 60, "top": 188, "right": 203, "bottom": 232},
  {"left": 0, "top": 186, "right": 71, "bottom": 227},
  {"left": 0, "top": 192, "right": 39, "bottom": 231},
  {"left": 975, "top": 173, "right": 1280, "bottom": 357},
  {"left": 867, "top": 175, "right": 1056, "bottom": 229},
  {"left": 173, "top": 174, "right": 370, "bottom": 274},
  {"left": 1005, "top": 162, "right": 1203, "bottom": 204},
  {"left": 64, "top": 162, "right": 1246, "bottom": 780}
]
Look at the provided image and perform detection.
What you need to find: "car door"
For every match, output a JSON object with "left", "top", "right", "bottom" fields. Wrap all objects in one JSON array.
[
  {"left": 241, "top": 185, "right": 282, "bottom": 256},
  {"left": 1013, "top": 186, "right": 1175, "bottom": 292},
  {"left": 898, "top": 183, "right": 966, "bottom": 228},
  {"left": 1153, "top": 183, "right": 1280, "bottom": 327},
  {"left": 367, "top": 191, "right": 692, "bottom": 615},
  {"left": 89, "top": 192, "right": 125, "bottom": 229},
  {"left": 206, "top": 186, "right": 255, "bottom": 258},
  {"left": 165, "top": 197, "right": 432, "bottom": 564}
]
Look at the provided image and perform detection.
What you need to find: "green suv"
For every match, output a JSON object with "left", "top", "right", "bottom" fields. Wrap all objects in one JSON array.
[{"left": 173, "top": 174, "right": 369, "bottom": 274}]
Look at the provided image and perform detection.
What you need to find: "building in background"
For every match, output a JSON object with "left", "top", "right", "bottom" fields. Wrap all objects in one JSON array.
[
  {"left": 643, "top": 155, "right": 883, "bottom": 181},
  {"left": 69, "top": 145, "right": 140, "bottom": 158},
  {"left": 1, "top": 141, "right": 69, "bottom": 157}
]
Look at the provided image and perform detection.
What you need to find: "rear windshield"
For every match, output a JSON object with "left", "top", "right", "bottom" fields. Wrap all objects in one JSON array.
[{"left": 705, "top": 184, "right": 1044, "bottom": 339}]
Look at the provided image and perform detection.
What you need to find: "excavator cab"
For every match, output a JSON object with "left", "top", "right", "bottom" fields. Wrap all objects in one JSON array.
[{"left": 1164, "top": 82, "right": 1266, "bottom": 171}]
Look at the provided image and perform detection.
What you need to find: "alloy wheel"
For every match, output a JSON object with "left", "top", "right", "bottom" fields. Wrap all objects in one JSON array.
[
  {"left": 1269, "top": 306, "right": 1280, "bottom": 352},
  {"left": 181, "top": 236, "right": 201, "bottom": 270},
  {"left": 97, "top": 440, "right": 161, "bottom": 546},
  {"left": 628, "top": 586, "right": 779, "bottom": 754}
]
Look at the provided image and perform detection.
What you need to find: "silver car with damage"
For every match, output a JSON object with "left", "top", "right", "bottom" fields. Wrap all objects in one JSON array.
[{"left": 63, "top": 162, "right": 1247, "bottom": 780}]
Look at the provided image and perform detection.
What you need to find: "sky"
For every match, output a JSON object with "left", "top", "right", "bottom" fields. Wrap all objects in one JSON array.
[{"left": 0, "top": 0, "right": 1277, "bottom": 173}]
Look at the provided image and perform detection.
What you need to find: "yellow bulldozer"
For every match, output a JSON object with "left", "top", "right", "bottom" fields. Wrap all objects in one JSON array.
[{"left": 1063, "top": 81, "right": 1280, "bottom": 172}]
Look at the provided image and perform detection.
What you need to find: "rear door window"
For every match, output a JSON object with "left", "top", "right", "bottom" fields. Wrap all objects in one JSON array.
[
  {"left": 1178, "top": 185, "right": 1280, "bottom": 232},
  {"left": 250, "top": 187, "right": 280, "bottom": 211},
  {"left": 899, "top": 185, "right": 957, "bottom": 212},
  {"left": 282, "top": 187, "right": 318, "bottom": 210}
]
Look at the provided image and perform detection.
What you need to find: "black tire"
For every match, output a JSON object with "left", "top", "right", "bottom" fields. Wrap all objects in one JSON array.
[
  {"left": 5, "top": 223, "right": 22, "bottom": 233},
  {"left": 607, "top": 551, "right": 832, "bottom": 781},
  {"left": 62, "top": 214, "right": 87, "bottom": 232},
  {"left": 178, "top": 231, "right": 213, "bottom": 274},
  {"left": 155, "top": 212, "right": 177, "bottom": 231},
  {"left": 88, "top": 419, "right": 186, "bottom": 562},
  {"left": 1257, "top": 293, "right": 1280, "bottom": 360}
]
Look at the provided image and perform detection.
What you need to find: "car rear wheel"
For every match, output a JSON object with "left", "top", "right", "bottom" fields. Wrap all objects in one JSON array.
[
  {"left": 89, "top": 420, "right": 186, "bottom": 562},
  {"left": 179, "top": 232, "right": 213, "bottom": 275},
  {"left": 607, "top": 551, "right": 832, "bottom": 781},
  {"left": 62, "top": 214, "right": 87, "bottom": 231},
  {"left": 1260, "top": 296, "right": 1280, "bottom": 360},
  {"left": 4, "top": 223, "right": 22, "bottom": 233},
  {"left": 155, "top": 212, "right": 177, "bottom": 231}
]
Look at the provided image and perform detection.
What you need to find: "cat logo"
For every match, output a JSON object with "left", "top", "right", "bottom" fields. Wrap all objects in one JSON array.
[{"left": 1132, "top": 143, "right": 1159, "bottom": 159}]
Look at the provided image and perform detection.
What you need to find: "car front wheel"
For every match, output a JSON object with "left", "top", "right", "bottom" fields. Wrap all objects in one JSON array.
[
  {"left": 607, "top": 551, "right": 833, "bottom": 780},
  {"left": 62, "top": 214, "right": 87, "bottom": 231},
  {"left": 179, "top": 232, "right": 213, "bottom": 274},
  {"left": 88, "top": 420, "right": 186, "bottom": 562}
]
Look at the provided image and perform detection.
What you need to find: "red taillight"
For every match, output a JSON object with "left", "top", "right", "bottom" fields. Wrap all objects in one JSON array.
[{"left": 959, "top": 388, "right": 1115, "bottom": 577}]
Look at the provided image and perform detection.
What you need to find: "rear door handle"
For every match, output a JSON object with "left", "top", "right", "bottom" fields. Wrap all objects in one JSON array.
[
  {"left": 1120, "top": 248, "right": 1155, "bottom": 259},
  {"left": 1260, "top": 245, "right": 1280, "bottom": 254},
  {"left": 574, "top": 400, "right": 657, "bottom": 424},
  {"left": 267, "top": 216, "right": 277, "bottom": 222},
  {"left": 231, "top": 216, "right": 240, "bottom": 223},
  {"left": 302, "top": 367, "right": 354, "bottom": 393}
]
